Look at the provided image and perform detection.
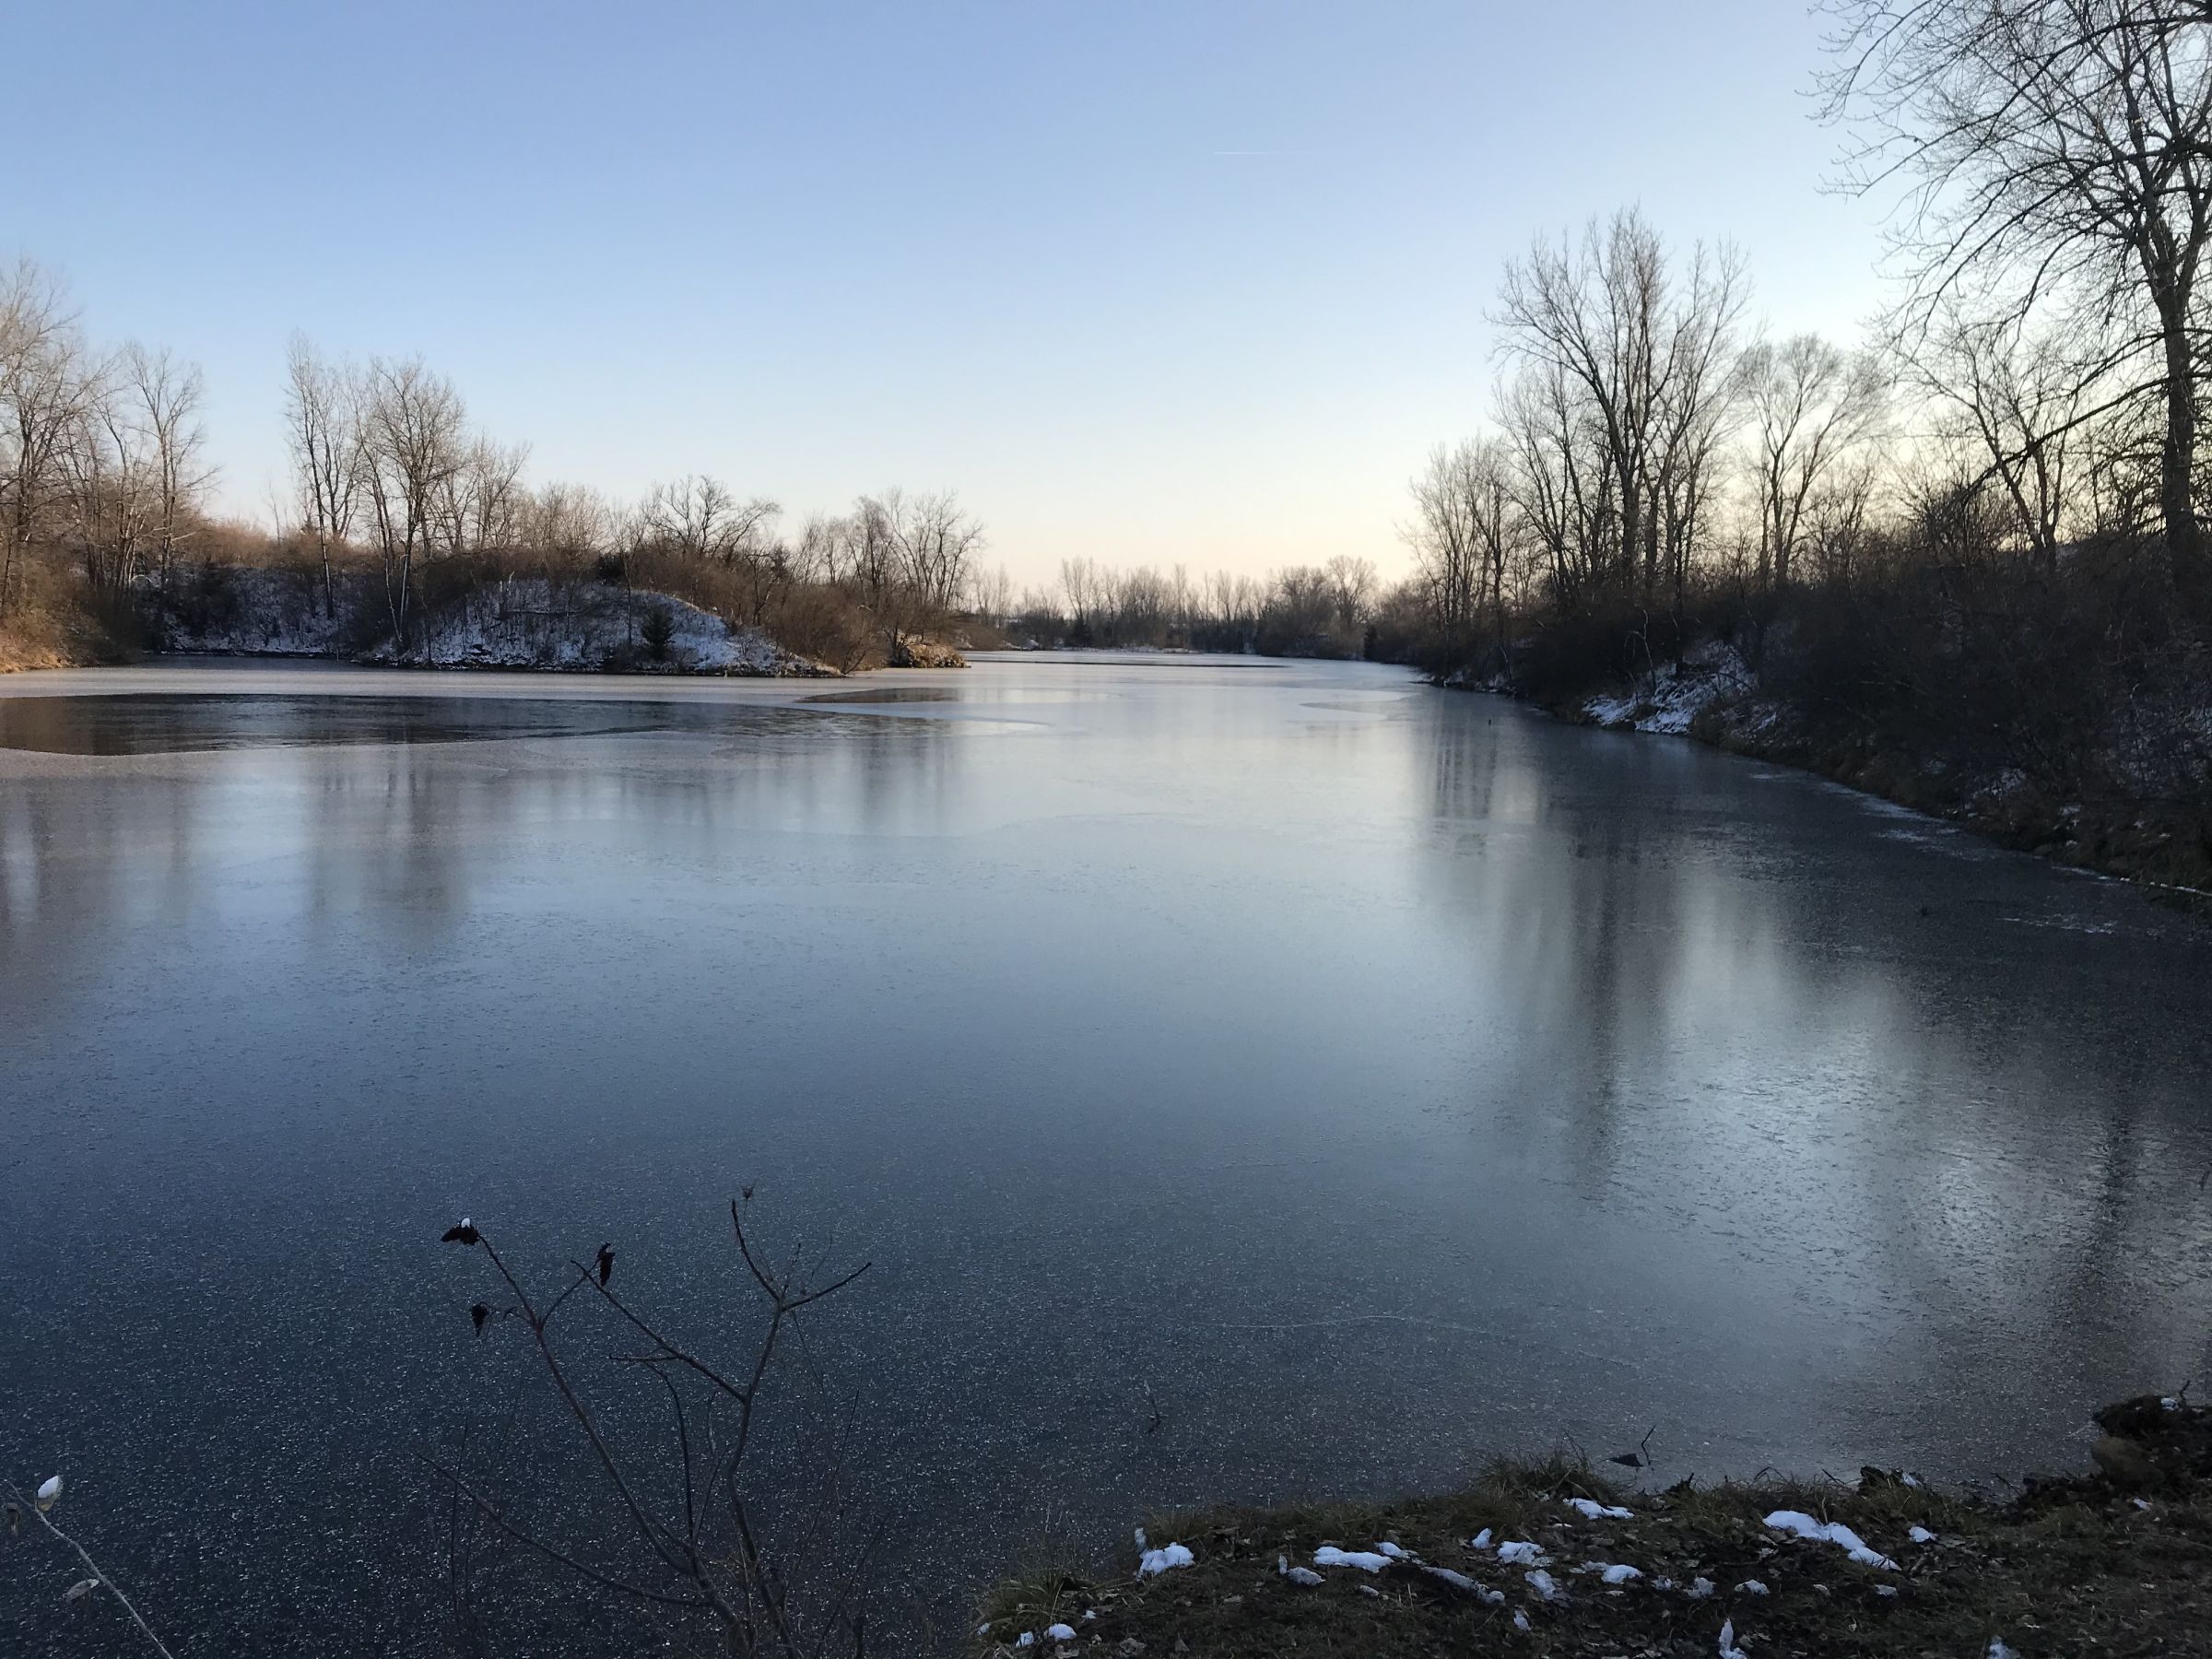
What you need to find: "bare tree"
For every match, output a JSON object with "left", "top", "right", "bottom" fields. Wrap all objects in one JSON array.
[
  {"left": 1820, "top": 0, "right": 2212, "bottom": 565},
  {"left": 434, "top": 435, "right": 530, "bottom": 561},
  {"left": 0, "top": 261, "right": 96, "bottom": 616},
  {"left": 1405, "top": 442, "right": 1483, "bottom": 665},
  {"left": 1907, "top": 306, "right": 2101, "bottom": 565},
  {"left": 121, "top": 343, "right": 210, "bottom": 606},
  {"left": 1406, "top": 440, "right": 1521, "bottom": 670},
  {"left": 891, "top": 490, "right": 984, "bottom": 616},
  {"left": 1743, "top": 333, "right": 1888, "bottom": 586},
  {"left": 521, "top": 481, "right": 616, "bottom": 568},
  {"left": 1649, "top": 268, "right": 1752, "bottom": 605},
  {"left": 964, "top": 563, "right": 1015, "bottom": 624},
  {"left": 1059, "top": 556, "right": 1103, "bottom": 638},
  {"left": 848, "top": 492, "right": 912, "bottom": 652},
  {"left": 359, "top": 356, "right": 468, "bottom": 650},
  {"left": 639, "top": 476, "right": 778, "bottom": 565},
  {"left": 1494, "top": 208, "right": 1749, "bottom": 595},
  {"left": 284, "top": 334, "right": 362, "bottom": 618},
  {"left": 1323, "top": 555, "right": 1379, "bottom": 640}
]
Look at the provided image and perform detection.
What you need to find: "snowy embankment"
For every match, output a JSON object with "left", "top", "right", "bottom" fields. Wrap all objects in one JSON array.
[
  {"left": 1580, "top": 637, "right": 1760, "bottom": 735},
  {"left": 162, "top": 566, "right": 355, "bottom": 657},
  {"left": 362, "top": 579, "right": 827, "bottom": 676},
  {"left": 161, "top": 570, "right": 831, "bottom": 677}
]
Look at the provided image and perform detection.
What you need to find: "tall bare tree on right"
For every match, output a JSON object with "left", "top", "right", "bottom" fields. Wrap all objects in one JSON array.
[{"left": 1819, "top": 0, "right": 2212, "bottom": 571}]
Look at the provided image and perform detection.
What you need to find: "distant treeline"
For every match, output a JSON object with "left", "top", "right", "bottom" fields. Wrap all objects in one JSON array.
[
  {"left": 993, "top": 557, "right": 1380, "bottom": 657},
  {"left": 0, "top": 268, "right": 1401, "bottom": 674}
]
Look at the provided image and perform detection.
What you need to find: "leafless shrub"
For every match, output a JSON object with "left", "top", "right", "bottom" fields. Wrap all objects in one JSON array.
[{"left": 428, "top": 1202, "right": 877, "bottom": 1659}]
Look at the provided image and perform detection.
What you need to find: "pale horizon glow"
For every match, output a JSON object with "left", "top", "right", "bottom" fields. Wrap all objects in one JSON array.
[{"left": 6, "top": 1, "right": 1894, "bottom": 589}]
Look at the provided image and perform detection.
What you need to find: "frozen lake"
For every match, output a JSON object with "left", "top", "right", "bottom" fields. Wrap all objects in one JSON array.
[{"left": 5, "top": 653, "right": 2209, "bottom": 1653}]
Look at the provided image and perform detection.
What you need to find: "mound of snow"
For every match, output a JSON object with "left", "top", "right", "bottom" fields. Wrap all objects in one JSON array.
[
  {"left": 364, "top": 579, "right": 830, "bottom": 677},
  {"left": 1313, "top": 1546, "right": 1392, "bottom": 1573}
]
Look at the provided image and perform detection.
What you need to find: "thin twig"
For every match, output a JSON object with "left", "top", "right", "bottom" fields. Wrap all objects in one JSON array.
[{"left": 5, "top": 1484, "right": 177, "bottom": 1659}]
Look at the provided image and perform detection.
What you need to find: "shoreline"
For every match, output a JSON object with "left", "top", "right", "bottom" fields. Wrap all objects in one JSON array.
[
  {"left": 1455, "top": 650, "right": 2212, "bottom": 901},
  {"left": 973, "top": 1394, "right": 2212, "bottom": 1657}
]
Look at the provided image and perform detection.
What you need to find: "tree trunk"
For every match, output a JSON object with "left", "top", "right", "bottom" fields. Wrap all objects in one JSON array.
[{"left": 2159, "top": 295, "right": 2200, "bottom": 567}]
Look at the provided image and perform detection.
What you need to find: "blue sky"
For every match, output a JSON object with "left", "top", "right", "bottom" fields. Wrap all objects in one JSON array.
[{"left": 6, "top": 1, "right": 1893, "bottom": 585}]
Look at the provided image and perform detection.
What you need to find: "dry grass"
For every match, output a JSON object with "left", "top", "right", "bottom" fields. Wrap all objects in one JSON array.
[
  {"left": 0, "top": 565, "right": 131, "bottom": 671},
  {"left": 972, "top": 1401, "right": 2212, "bottom": 1658}
]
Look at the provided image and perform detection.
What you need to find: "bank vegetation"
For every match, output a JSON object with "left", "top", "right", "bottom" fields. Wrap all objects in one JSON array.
[
  {"left": 0, "top": 280, "right": 994, "bottom": 676},
  {"left": 1385, "top": 1, "right": 2212, "bottom": 886}
]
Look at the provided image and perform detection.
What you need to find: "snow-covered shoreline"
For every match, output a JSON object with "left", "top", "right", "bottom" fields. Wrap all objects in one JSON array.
[{"left": 158, "top": 570, "right": 836, "bottom": 678}]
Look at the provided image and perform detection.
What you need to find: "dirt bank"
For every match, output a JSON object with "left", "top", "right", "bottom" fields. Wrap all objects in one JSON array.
[{"left": 973, "top": 1395, "right": 2212, "bottom": 1657}]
